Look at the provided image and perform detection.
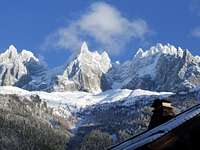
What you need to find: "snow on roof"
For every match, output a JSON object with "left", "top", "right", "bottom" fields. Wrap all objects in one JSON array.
[{"left": 162, "top": 102, "right": 172, "bottom": 108}]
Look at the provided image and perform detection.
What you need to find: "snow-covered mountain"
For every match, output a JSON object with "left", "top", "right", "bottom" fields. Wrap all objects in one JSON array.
[
  {"left": 1, "top": 42, "right": 200, "bottom": 93},
  {"left": 108, "top": 43, "right": 200, "bottom": 92},
  {"left": 1, "top": 42, "right": 200, "bottom": 149},
  {"left": 0, "top": 45, "right": 50, "bottom": 90},
  {"left": 52, "top": 42, "right": 112, "bottom": 93}
]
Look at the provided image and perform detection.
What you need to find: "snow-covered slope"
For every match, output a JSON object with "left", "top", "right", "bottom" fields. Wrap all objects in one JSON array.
[
  {"left": 0, "top": 86, "right": 173, "bottom": 117},
  {"left": 53, "top": 42, "right": 112, "bottom": 93},
  {"left": 108, "top": 43, "right": 200, "bottom": 92}
]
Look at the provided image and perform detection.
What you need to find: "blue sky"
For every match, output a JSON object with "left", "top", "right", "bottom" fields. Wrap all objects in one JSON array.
[{"left": 0, "top": 0, "right": 200, "bottom": 67}]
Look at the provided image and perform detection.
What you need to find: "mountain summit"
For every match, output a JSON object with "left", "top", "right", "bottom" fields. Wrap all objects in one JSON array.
[
  {"left": 80, "top": 41, "right": 89, "bottom": 53},
  {"left": 0, "top": 45, "right": 49, "bottom": 90},
  {"left": 52, "top": 42, "right": 112, "bottom": 93}
]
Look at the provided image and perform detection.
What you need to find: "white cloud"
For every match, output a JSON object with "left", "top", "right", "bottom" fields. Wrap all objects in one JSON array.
[
  {"left": 42, "top": 2, "right": 151, "bottom": 55},
  {"left": 191, "top": 27, "right": 200, "bottom": 37}
]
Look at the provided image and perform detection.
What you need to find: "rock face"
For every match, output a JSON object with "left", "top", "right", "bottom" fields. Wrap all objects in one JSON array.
[
  {"left": 53, "top": 42, "right": 112, "bottom": 93},
  {"left": 108, "top": 43, "right": 200, "bottom": 92},
  {"left": 0, "top": 45, "right": 49, "bottom": 90}
]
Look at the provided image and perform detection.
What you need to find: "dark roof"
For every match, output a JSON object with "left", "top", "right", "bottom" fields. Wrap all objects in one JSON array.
[{"left": 109, "top": 104, "right": 200, "bottom": 150}]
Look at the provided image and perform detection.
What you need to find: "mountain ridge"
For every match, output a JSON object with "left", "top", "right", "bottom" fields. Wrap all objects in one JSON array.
[
  {"left": 1, "top": 42, "right": 200, "bottom": 93},
  {"left": 108, "top": 43, "right": 200, "bottom": 92}
]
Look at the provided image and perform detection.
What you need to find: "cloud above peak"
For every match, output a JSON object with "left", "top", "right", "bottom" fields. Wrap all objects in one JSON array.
[{"left": 42, "top": 2, "right": 151, "bottom": 55}]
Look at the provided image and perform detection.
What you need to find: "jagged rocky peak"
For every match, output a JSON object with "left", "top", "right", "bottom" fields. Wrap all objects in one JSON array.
[
  {"left": 80, "top": 41, "right": 89, "bottom": 53},
  {"left": 77, "top": 42, "right": 92, "bottom": 61},
  {"left": 0, "top": 45, "right": 27, "bottom": 86},
  {"left": 0, "top": 45, "right": 39, "bottom": 63},
  {"left": 134, "top": 43, "right": 185, "bottom": 59},
  {"left": 53, "top": 42, "right": 112, "bottom": 93},
  {"left": 0, "top": 45, "right": 18, "bottom": 60},
  {"left": 75, "top": 42, "right": 111, "bottom": 73},
  {"left": 7, "top": 45, "right": 18, "bottom": 56},
  {"left": 0, "top": 45, "right": 50, "bottom": 90}
]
